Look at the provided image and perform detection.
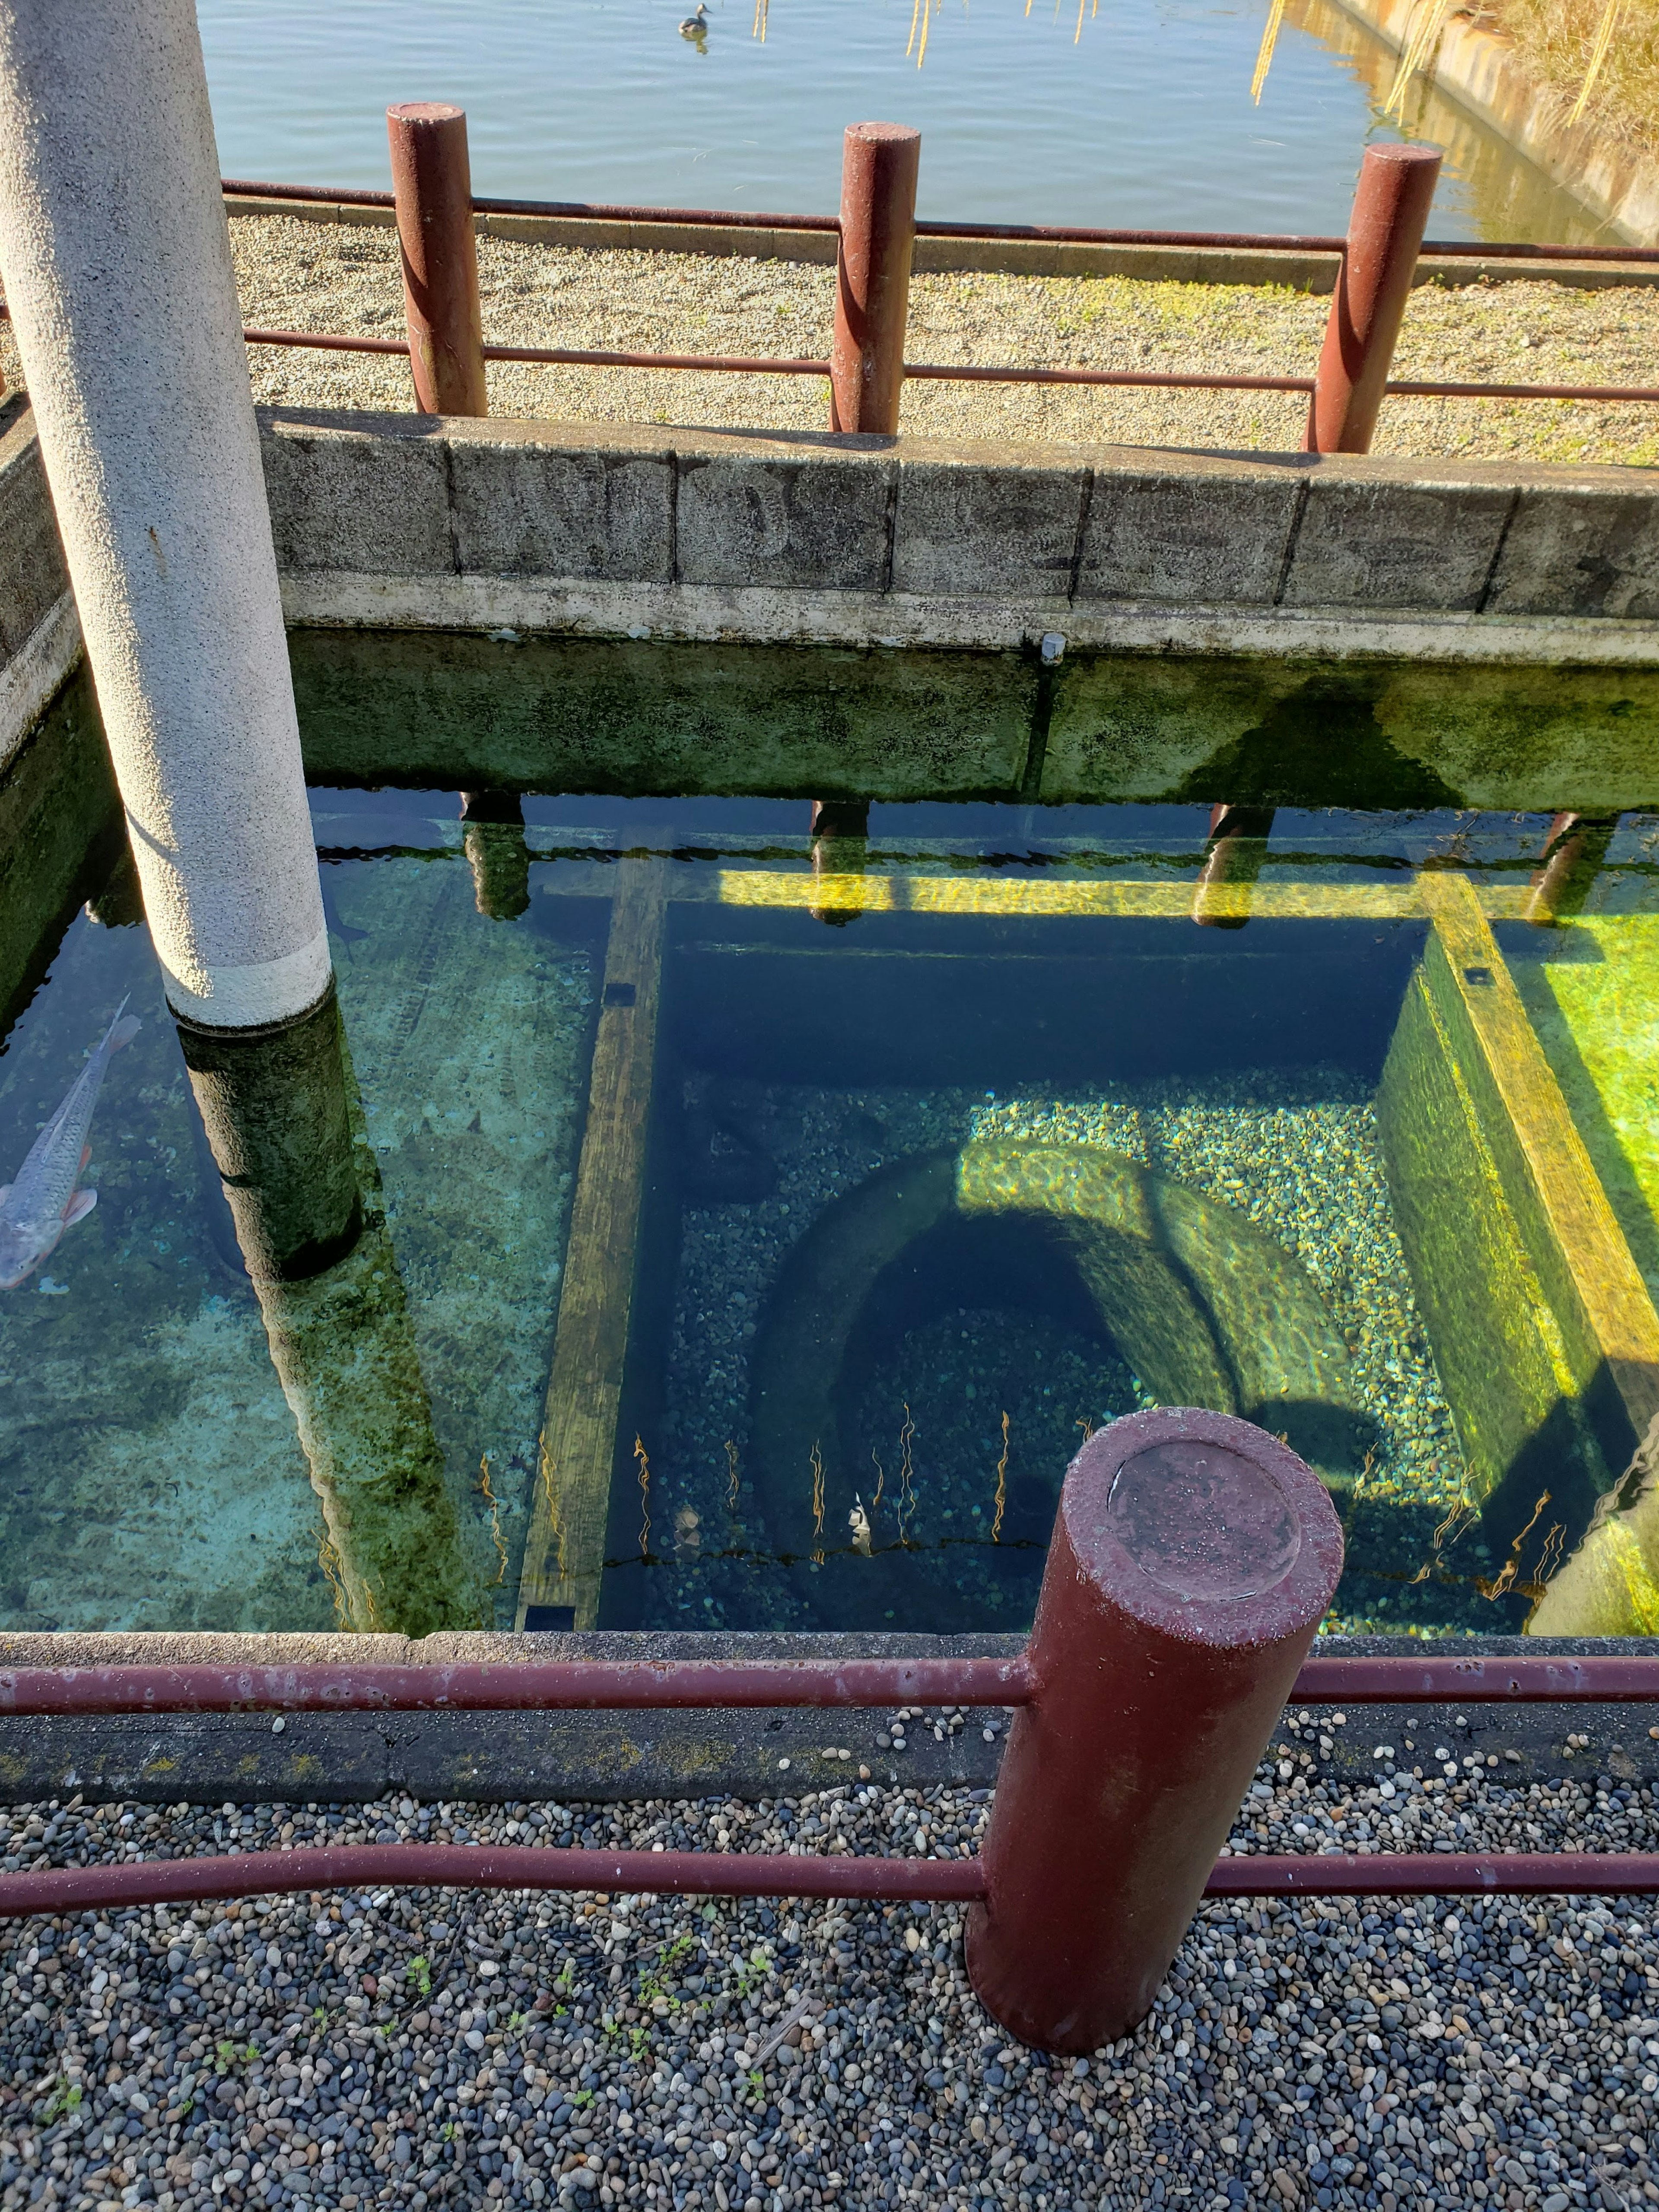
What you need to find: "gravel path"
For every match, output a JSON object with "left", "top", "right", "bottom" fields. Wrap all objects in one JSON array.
[
  {"left": 4, "top": 1734, "right": 1659, "bottom": 2212},
  {"left": 226, "top": 219, "right": 1659, "bottom": 467},
  {"left": 9, "top": 217, "right": 1654, "bottom": 466}
]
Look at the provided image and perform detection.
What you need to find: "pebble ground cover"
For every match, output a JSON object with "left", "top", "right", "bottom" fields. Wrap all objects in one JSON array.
[{"left": 3, "top": 1736, "right": 1658, "bottom": 2212}]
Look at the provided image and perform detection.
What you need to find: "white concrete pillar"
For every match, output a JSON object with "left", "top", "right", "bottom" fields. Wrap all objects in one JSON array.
[{"left": 0, "top": 0, "right": 329, "bottom": 1028}]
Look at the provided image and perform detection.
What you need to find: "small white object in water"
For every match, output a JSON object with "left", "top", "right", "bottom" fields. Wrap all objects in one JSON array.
[
  {"left": 1039, "top": 632, "right": 1066, "bottom": 663},
  {"left": 486, "top": 627, "right": 520, "bottom": 643},
  {"left": 271, "top": 1717, "right": 286, "bottom": 1734},
  {"left": 37, "top": 1276, "right": 67, "bottom": 1296}
]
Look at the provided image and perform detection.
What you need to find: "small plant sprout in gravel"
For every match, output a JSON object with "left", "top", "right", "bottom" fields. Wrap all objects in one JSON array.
[{"left": 3, "top": 1757, "right": 1659, "bottom": 2212}]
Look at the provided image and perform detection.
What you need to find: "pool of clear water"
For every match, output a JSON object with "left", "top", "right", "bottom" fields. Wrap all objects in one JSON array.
[
  {"left": 5, "top": 643, "right": 1659, "bottom": 1640},
  {"left": 196, "top": 0, "right": 1608, "bottom": 245}
]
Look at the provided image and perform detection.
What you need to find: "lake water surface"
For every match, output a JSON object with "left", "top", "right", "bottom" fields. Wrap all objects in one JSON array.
[{"left": 197, "top": 0, "right": 1606, "bottom": 242}]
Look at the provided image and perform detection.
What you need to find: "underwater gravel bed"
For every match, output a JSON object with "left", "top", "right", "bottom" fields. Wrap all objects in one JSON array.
[
  {"left": 4, "top": 1746, "right": 1658, "bottom": 2212},
  {"left": 660, "top": 1071, "right": 1468, "bottom": 1639}
]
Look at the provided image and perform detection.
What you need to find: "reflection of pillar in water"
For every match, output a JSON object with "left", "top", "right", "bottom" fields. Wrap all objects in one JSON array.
[
  {"left": 810, "top": 799, "right": 871, "bottom": 927},
  {"left": 1524, "top": 813, "right": 1618, "bottom": 927},
  {"left": 86, "top": 846, "right": 145, "bottom": 931},
  {"left": 460, "top": 791, "right": 531, "bottom": 920},
  {"left": 178, "top": 991, "right": 485, "bottom": 1635},
  {"left": 1192, "top": 804, "right": 1275, "bottom": 929}
]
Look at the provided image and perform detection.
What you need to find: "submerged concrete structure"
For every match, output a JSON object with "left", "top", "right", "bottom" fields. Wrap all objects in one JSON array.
[{"left": 0, "top": 0, "right": 328, "bottom": 1029}]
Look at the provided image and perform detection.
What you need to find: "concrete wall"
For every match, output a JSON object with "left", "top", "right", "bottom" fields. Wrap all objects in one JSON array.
[
  {"left": 6, "top": 399, "right": 1659, "bottom": 794},
  {"left": 0, "top": 392, "right": 78, "bottom": 772},
  {"left": 258, "top": 408, "right": 1659, "bottom": 667}
]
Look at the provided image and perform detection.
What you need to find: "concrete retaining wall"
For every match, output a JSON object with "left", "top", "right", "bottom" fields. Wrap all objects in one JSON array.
[
  {"left": 0, "top": 392, "right": 78, "bottom": 772},
  {"left": 257, "top": 408, "right": 1659, "bottom": 666},
  {"left": 5, "top": 400, "right": 1659, "bottom": 786}
]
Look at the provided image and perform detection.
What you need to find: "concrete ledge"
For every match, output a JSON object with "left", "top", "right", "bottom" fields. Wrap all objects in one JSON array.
[
  {"left": 0, "top": 397, "right": 78, "bottom": 767},
  {"left": 275, "top": 571, "right": 1659, "bottom": 667},
  {"left": 255, "top": 409, "right": 1659, "bottom": 664},
  {"left": 222, "top": 194, "right": 1659, "bottom": 291},
  {"left": 0, "top": 589, "right": 81, "bottom": 774}
]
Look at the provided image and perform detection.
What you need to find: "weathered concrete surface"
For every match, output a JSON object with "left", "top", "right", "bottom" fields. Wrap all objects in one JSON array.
[
  {"left": 0, "top": 393, "right": 78, "bottom": 772},
  {"left": 285, "top": 627, "right": 1659, "bottom": 812},
  {"left": 289, "top": 627, "right": 1037, "bottom": 798},
  {"left": 0, "top": 1630, "right": 1655, "bottom": 1803},
  {"left": 252, "top": 411, "right": 1659, "bottom": 665}
]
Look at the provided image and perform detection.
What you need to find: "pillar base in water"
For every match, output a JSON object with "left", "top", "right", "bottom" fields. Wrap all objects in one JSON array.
[{"left": 177, "top": 987, "right": 361, "bottom": 1282}]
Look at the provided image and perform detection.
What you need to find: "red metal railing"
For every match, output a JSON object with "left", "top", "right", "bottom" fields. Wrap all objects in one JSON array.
[
  {"left": 9, "top": 154, "right": 1657, "bottom": 415},
  {"left": 6, "top": 1499, "right": 1659, "bottom": 2049},
  {"left": 207, "top": 154, "right": 1659, "bottom": 420},
  {"left": 2, "top": 1650, "right": 1653, "bottom": 1716}
]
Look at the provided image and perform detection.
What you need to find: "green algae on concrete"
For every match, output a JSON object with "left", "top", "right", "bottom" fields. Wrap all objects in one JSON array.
[
  {"left": 1042, "top": 657, "right": 1659, "bottom": 813},
  {"left": 289, "top": 629, "right": 1036, "bottom": 801},
  {"left": 1378, "top": 958, "right": 1614, "bottom": 1553},
  {"left": 0, "top": 667, "right": 121, "bottom": 1031},
  {"left": 324, "top": 844, "right": 594, "bottom": 1624},
  {"left": 1507, "top": 913, "right": 1659, "bottom": 1307}
]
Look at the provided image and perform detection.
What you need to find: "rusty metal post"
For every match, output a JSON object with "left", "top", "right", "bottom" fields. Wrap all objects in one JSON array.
[
  {"left": 965, "top": 1407, "right": 1343, "bottom": 2053},
  {"left": 1192, "top": 803, "right": 1275, "bottom": 928},
  {"left": 387, "top": 102, "right": 488, "bottom": 416},
  {"left": 830, "top": 123, "right": 920, "bottom": 435},
  {"left": 1304, "top": 142, "right": 1441, "bottom": 455}
]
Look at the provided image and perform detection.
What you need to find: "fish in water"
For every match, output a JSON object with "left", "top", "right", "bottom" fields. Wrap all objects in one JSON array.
[{"left": 0, "top": 1000, "right": 141, "bottom": 1289}]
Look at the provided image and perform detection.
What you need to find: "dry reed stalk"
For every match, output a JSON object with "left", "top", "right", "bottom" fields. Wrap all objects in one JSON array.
[
  {"left": 1251, "top": 0, "right": 1288, "bottom": 102},
  {"left": 1384, "top": 0, "right": 1455, "bottom": 117},
  {"left": 992, "top": 1410, "right": 1009, "bottom": 1542},
  {"left": 1569, "top": 0, "right": 1624, "bottom": 121}
]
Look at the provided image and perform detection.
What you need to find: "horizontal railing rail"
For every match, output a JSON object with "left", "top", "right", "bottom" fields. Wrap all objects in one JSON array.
[
  {"left": 226, "top": 321, "right": 1659, "bottom": 405},
  {"left": 4, "top": 1847, "right": 1659, "bottom": 1927},
  {"left": 4, "top": 1651, "right": 1656, "bottom": 1715}
]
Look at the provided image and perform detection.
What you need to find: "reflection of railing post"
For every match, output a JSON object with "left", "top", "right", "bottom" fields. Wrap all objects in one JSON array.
[
  {"left": 1192, "top": 804, "right": 1275, "bottom": 929},
  {"left": 830, "top": 123, "right": 920, "bottom": 435},
  {"left": 180, "top": 992, "right": 485, "bottom": 1637},
  {"left": 965, "top": 1408, "right": 1341, "bottom": 2052},
  {"left": 1305, "top": 143, "right": 1440, "bottom": 456},
  {"left": 1523, "top": 812, "right": 1619, "bottom": 926},
  {"left": 809, "top": 798, "right": 871, "bottom": 926},
  {"left": 460, "top": 790, "right": 531, "bottom": 919},
  {"left": 388, "top": 102, "right": 488, "bottom": 418}
]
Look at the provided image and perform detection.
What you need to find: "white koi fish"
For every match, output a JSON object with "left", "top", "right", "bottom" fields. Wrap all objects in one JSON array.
[{"left": 0, "top": 1000, "right": 141, "bottom": 1289}]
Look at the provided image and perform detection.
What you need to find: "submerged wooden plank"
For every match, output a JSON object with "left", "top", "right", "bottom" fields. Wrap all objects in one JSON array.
[
  {"left": 516, "top": 864, "right": 667, "bottom": 1631},
  {"left": 541, "top": 862, "right": 1533, "bottom": 922}
]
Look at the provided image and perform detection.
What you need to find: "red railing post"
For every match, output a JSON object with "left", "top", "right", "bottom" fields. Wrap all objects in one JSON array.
[
  {"left": 386, "top": 102, "right": 488, "bottom": 417},
  {"left": 1305, "top": 142, "right": 1441, "bottom": 455},
  {"left": 830, "top": 122, "right": 920, "bottom": 435},
  {"left": 965, "top": 1407, "right": 1343, "bottom": 2053}
]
